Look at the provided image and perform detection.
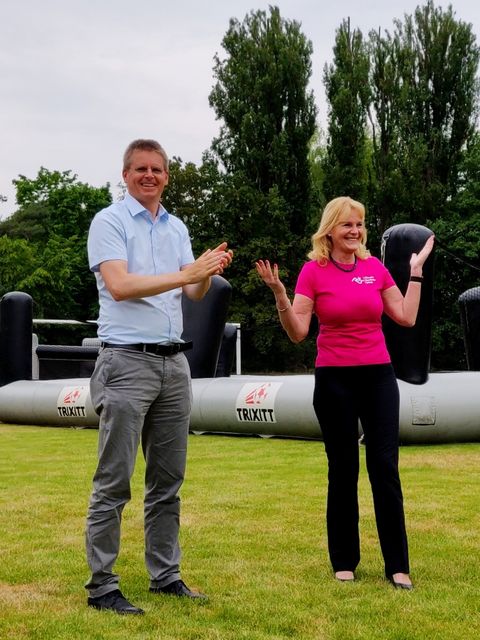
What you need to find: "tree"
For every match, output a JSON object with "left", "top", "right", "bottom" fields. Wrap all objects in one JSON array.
[
  {"left": 307, "top": 127, "right": 328, "bottom": 228},
  {"left": 0, "top": 236, "right": 37, "bottom": 295},
  {"left": 429, "top": 132, "right": 480, "bottom": 368},
  {"left": 366, "top": 27, "right": 406, "bottom": 246},
  {"left": 210, "top": 6, "right": 316, "bottom": 235},
  {"left": 163, "top": 154, "right": 227, "bottom": 252},
  {"left": 207, "top": 6, "right": 318, "bottom": 371},
  {"left": 0, "top": 169, "right": 112, "bottom": 325},
  {"left": 367, "top": 2, "right": 480, "bottom": 368},
  {"left": 0, "top": 233, "right": 85, "bottom": 322},
  {"left": 323, "top": 18, "right": 371, "bottom": 204},
  {"left": 4, "top": 168, "right": 112, "bottom": 245},
  {"left": 368, "top": 1, "right": 479, "bottom": 228},
  {"left": 322, "top": 3, "right": 480, "bottom": 369}
]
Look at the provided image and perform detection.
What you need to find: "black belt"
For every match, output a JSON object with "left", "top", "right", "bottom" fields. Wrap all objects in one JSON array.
[{"left": 101, "top": 341, "right": 193, "bottom": 356}]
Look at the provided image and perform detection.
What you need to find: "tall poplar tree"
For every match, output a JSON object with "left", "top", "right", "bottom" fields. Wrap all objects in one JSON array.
[
  {"left": 323, "top": 18, "right": 371, "bottom": 204},
  {"left": 366, "top": 2, "right": 479, "bottom": 367},
  {"left": 208, "top": 5, "right": 317, "bottom": 371},
  {"left": 209, "top": 6, "right": 316, "bottom": 235},
  {"left": 368, "top": 1, "right": 479, "bottom": 227}
]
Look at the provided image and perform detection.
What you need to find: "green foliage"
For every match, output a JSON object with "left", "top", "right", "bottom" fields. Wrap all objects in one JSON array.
[
  {"left": 213, "top": 178, "right": 315, "bottom": 372},
  {"left": 206, "top": 5, "right": 318, "bottom": 370},
  {"left": 366, "top": 27, "right": 407, "bottom": 248},
  {"left": 370, "top": 2, "right": 479, "bottom": 369},
  {"left": 368, "top": 1, "right": 480, "bottom": 227},
  {"left": 0, "top": 233, "right": 90, "bottom": 320},
  {"left": 322, "top": 2, "right": 480, "bottom": 368},
  {"left": 0, "top": 168, "right": 111, "bottom": 324},
  {"left": 323, "top": 18, "right": 371, "bottom": 203},
  {"left": 0, "top": 201, "right": 53, "bottom": 244},
  {"left": 164, "top": 154, "right": 227, "bottom": 249},
  {"left": 209, "top": 5, "right": 317, "bottom": 236},
  {"left": 428, "top": 133, "right": 480, "bottom": 368},
  {"left": 324, "top": 2, "right": 479, "bottom": 225},
  {"left": 5, "top": 167, "right": 112, "bottom": 244},
  {"left": 0, "top": 236, "right": 37, "bottom": 294},
  {"left": 165, "top": 159, "right": 317, "bottom": 371}
]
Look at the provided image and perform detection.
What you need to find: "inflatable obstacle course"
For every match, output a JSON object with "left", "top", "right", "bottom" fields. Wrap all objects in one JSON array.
[{"left": 1, "top": 226, "right": 480, "bottom": 443}]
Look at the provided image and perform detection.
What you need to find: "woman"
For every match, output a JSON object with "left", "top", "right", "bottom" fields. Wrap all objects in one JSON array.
[{"left": 256, "top": 196, "right": 434, "bottom": 589}]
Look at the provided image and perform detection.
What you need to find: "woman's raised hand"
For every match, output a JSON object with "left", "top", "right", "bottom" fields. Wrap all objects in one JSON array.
[
  {"left": 410, "top": 234, "right": 435, "bottom": 273},
  {"left": 255, "top": 260, "right": 286, "bottom": 297}
]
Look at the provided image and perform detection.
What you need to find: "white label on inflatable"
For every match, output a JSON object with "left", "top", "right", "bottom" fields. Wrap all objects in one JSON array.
[
  {"left": 56, "top": 385, "right": 89, "bottom": 418},
  {"left": 235, "top": 382, "right": 283, "bottom": 423},
  {"left": 410, "top": 395, "right": 436, "bottom": 425}
]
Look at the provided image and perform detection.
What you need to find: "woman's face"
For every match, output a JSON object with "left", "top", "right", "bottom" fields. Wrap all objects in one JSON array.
[{"left": 329, "top": 208, "right": 364, "bottom": 258}]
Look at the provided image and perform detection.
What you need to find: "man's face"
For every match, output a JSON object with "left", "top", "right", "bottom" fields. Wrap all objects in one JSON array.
[{"left": 122, "top": 149, "right": 169, "bottom": 210}]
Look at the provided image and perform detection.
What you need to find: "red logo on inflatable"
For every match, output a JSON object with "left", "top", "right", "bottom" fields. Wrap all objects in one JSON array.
[
  {"left": 245, "top": 383, "right": 270, "bottom": 405},
  {"left": 63, "top": 389, "right": 82, "bottom": 404}
]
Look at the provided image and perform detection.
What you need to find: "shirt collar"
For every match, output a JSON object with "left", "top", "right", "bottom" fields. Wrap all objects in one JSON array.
[{"left": 124, "top": 191, "right": 169, "bottom": 220}]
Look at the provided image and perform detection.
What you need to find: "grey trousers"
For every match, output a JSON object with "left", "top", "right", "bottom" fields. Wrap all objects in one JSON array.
[{"left": 85, "top": 347, "right": 192, "bottom": 598}]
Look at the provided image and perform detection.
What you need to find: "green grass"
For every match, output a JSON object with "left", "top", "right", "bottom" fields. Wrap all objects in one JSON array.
[{"left": 0, "top": 424, "right": 479, "bottom": 640}]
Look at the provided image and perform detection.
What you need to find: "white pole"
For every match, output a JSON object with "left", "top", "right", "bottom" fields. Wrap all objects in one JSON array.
[{"left": 230, "top": 322, "right": 241, "bottom": 375}]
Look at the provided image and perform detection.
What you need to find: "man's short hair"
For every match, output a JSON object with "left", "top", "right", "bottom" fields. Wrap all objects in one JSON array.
[{"left": 123, "top": 139, "right": 169, "bottom": 171}]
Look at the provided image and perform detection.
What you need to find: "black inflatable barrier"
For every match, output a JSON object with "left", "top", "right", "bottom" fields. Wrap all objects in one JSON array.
[
  {"left": 458, "top": 287, "right": 480, "bottom": 371},
  {"left": 182, "top": 275, "right": 232, "bottom": 378},
  {"left": 0, "top": 279, "right": 232, "bottom": 387},
  {"left": 381, "top": 223, "right": 435, "bottom": 385},
  {"left": 35, "top": 277, "right": 233, "bottom": 381},
  {"left": 36, "top": 344, "right": 99, "bottom": 379},
  {"left": 215, "top": 323, "right": 237, "bottom": 377},
  {"left": 0, "top": 292, "right": 33, "bottom": 386}
]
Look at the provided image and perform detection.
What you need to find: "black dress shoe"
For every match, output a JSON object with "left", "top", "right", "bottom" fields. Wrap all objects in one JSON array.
[
  {"left": 150, "top": 579, "right": 207, "bottom": 600},
  {"left": 387, "top": 576, "right": 414, "bottom": 590},
  {"left": 88, "top": 589, "right": 145, "bottom": 614}
]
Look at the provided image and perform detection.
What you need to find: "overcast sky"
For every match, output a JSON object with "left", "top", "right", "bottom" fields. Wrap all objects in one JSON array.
[{"left": 1, "top": 0, "right": 479, "bottom": 219}]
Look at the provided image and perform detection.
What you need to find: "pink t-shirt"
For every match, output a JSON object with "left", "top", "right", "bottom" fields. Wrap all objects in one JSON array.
[{"left": 295, "top": 257, "right": 396, "bottom": 367}]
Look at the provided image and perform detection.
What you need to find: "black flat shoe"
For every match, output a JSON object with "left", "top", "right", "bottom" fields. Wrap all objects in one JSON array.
[
  {"left": 387, "top": 576, "right": 414, "bottom": 590},
  {"left": 88, "top": 589, "right": 145, "bottom": 614},
  {"left": 150, "top": 579, "right": 208, "bottom": 600}
]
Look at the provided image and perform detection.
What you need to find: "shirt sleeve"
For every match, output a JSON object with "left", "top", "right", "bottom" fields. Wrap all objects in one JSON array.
[
  {"left": 295, "top": 262, "right": 315, "bottom": 301},
  {"left": 178, "top": 220, "right": 195, "bottom": 267},
  {"left": 87, "top": 209, "right": 128, "bottom": 273},
  {"left": 379, "top": 260, "right": 396, "bottom": 290}
]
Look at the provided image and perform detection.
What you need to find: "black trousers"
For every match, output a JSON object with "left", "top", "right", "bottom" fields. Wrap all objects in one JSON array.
[{"left": 313, "top": 363, "right": 409, "bottom": 576}]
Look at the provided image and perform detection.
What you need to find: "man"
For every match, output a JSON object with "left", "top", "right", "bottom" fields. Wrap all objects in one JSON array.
[{"left": 85, "top": 139, "right": 232, "bottom": 615}]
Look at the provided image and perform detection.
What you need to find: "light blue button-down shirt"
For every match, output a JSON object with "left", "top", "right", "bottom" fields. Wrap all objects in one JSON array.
[{"left": 88, "top": 192, "right": 195, "bottom": 344}]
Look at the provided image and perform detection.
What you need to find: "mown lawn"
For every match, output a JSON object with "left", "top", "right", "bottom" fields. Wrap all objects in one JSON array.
[{"left": 0, "top": 424, "right": 479, "bottom": 639}]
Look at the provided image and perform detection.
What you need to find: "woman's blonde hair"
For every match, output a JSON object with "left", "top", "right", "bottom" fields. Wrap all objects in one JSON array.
[{"left": 308, "top": 196, "right": 370, "bottom": 263}]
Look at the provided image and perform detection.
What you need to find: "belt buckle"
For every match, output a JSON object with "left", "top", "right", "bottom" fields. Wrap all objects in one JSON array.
[
  {"left": 154, "top": 343, "right": 171, "bottom": 356},
  {"left": 171, "top": 343, "right": 181, "bottom": 355}
]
